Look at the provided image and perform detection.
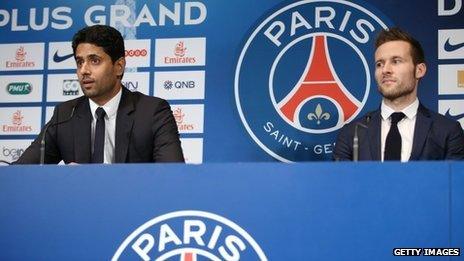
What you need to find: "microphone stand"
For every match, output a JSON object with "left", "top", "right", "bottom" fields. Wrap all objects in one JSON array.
[
  {"left": 40, "top": 107, "right": 76, "bottom": 165},
  {"left": 353, "top": 115, "right": 371, "bottom": 162}
]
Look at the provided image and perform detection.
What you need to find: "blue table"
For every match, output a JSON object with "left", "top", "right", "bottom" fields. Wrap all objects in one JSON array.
[{"left": 1, "top": 162, "right": 462, "bottom": 260}]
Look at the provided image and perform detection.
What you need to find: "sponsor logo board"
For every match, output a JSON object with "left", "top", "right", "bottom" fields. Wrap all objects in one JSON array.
[
  {"left": 47, "top": 74, "right": 82, "bottom": 102},
  {"left": 0, "top": 75, "right": 43, "bottom": 102},
  {"left": 0, "top": 139, "right": 33, "bottom": 163},
  {"left": 48, "top": 41, "right": 76, "bottom": 69},
  {"left": 438, "top": 29, "right": 464, "bottom": 60},
  {"left": 180, "top": 138, "right": 203, "bottom": 164},
  {"left": 439, "top": 99, "right": 464, "bottom": 129},
  {"left": 125, "top": 39, "right": 151, "bottom": 68},
  {"left": 154, "top": 71, "right": 205, "bottom": 100},
  {"left": 122, "top": 72, "right": 150, "bottom": 94},
  {"left": 439, "top": 64, "right": 464, "bottom": 94},
  {"left": 155, "top": 38, "right": 206, "bottom": 67},
  {"left": 0, "top": 43, "right": 44, "bottom": 71},
  {"left": 172, "top": 104, "right": 204, "bottom": 134},
  {"left": 0, "top": 107, "right": 41, "bottom": 135}
]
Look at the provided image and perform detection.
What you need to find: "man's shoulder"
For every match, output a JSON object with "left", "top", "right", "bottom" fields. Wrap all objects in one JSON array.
[
  {"left": 420, "top": 105, "right": 461, "bottom": 128},
  {"left": 124, "top": 90, "right": 170, "bottom": 110}
]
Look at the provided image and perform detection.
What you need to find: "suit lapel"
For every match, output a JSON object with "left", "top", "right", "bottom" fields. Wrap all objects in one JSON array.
[
  {"left": 409, "top": 104, "right": 432, "bottom": 161},
  {"left": 115, "top": 88, "right": 135, "bottom": 163},
  {"left": 367, "top": 110, "right": 382, "bottom": 161},
  {"left": 73, "top": 98, "right": 92, "bottom": 163}
]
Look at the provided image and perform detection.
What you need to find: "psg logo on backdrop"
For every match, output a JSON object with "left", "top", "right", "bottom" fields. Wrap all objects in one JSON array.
[
  {"left": 235, "top": 0, "right": 393, "bottom": 162},
  {"left": 113, "top": 210, "right": 267, "bottom": 260}
]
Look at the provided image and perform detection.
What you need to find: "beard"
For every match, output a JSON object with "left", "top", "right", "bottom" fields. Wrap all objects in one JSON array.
[{"left": 377, "top": 80, "right": 416, "bottom": 100}]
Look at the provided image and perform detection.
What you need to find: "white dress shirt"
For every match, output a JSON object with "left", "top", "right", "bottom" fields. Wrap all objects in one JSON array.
[
  {"left": 380, "top": 99, "right": 419, "bottom": 162},
  {"left": 89, "top": 88, "right": 122, "bottom": 164}
]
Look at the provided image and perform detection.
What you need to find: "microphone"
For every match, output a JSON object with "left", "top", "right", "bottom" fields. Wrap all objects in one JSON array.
[
  {"left": 353, "top": 114, "right": 371, "bottom": 162},
  {"left": 40, "top": 106, "right": 76, "bottom": 165}
]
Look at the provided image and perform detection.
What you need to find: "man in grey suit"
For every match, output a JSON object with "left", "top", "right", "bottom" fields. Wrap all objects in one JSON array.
[
  {"left": 15, "top": 25, "right": 184, "bottom": 164},
  {"left": 334, "top": 27, "right": 464, "bottom": 161}
]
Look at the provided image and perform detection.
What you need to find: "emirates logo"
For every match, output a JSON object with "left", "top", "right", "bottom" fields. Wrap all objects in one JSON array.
[
  {"left": 174, "top": 41, "right": 187, "bottom": 57},
  {"left": 12, "top": 110, "right": 23, "bottom": 126},
  {"left": 15, "top": 46, "right": 27, "bottom": 62},
  {"left": 173, "top": 108, "right": 185, "bottom": 124}
]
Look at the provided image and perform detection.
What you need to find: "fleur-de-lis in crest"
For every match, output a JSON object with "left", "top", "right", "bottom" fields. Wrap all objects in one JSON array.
[{"left": 307, "top": 104, "right": 330, "bottom": 125}]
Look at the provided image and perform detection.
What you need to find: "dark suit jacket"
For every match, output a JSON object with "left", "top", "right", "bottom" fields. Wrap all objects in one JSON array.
[
  {"left": 15, "top": 87, "right": 184, "bottom": 164},
  {"left": 333, "top": 104, "right": 464, "bottom": 161}
]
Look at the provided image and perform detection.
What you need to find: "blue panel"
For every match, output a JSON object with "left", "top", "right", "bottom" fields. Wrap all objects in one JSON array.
[{"left": 0, "top": 162, "right": 457, "bottom": 260}]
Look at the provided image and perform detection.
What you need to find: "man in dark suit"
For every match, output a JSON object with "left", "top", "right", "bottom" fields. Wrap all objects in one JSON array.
[
  {"left": 334, "top": 28, "right": 464, "bottom": 161},
  {"left": 15, "top": 25, "right": 184, "bottom": 164}
]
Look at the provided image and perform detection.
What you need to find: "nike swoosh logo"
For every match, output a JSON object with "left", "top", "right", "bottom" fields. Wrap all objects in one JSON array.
[
  {"left": 53, "top": 51, "right": 74, "bottom": 63},
  {"left": 445, "top": 109, "right": 464, "bottom": 121},
  {"left": 444, "top": 38, "right": 464, "bottom": 52}
]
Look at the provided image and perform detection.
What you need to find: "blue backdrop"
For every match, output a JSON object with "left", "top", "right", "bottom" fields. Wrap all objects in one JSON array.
[{"left": 0, "top": 0, "right": 463, "bottom": 163}]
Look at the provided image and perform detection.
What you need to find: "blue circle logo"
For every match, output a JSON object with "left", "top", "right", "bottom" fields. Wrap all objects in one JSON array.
[{"left": 235, "top": 0, "right": 393, "bottom": 161}]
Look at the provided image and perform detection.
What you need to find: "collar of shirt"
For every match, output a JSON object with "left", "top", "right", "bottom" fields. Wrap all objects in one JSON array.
[
  {"left": 380, "top": 98, "right": 419, "bottom": 121},
  {"left": 88, "top": 87, "right": 122, "bottom": 121}
]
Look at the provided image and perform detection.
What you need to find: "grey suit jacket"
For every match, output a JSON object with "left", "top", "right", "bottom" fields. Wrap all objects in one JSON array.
[
  {"left": 15, "top": 87, "right": 184, "bottom": 164},
  {"left": 333, "top": 104, "right": 464, "bottom": 161}
]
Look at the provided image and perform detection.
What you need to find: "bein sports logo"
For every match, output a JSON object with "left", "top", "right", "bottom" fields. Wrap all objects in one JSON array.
[
  {"left": 235, "top": 0, "right": 392, "bottom": 161},
  {"left": 112, "top": 210, "right": 267, "bottom": 260}
]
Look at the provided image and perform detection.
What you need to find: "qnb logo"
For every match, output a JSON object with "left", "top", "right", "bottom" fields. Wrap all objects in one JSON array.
[
  {"left": 164, "top": 41, "right": 196, "bottom": 64},
  {"left": 2, "top": 110, "right": 32, "bottom": 132},
  {"left": 5, "top": 46, "right": 35, "bottom": 68},
  {"left": 125, "top": 49, "right": 148, "bottom": 57},
  {"left": 122, "top": 81, "right": 139, "bottom": 92},
  {"left": 112, "top": 211, "right": 267, "bottom": 261},
  {"left": 164, "top": 80, "right": 196, "bottom": 90},
  {"left": 173, "top": 108, "right": 194, "bottom": 131},
  {"left": 62, "top": 79, "right": 80, "bottom": 96},
  {"left": 3, "top": 147, "right": 24, "bottom": 161},
  {"left": 235, "top": 0, "right": 392, "bottom": 161}
]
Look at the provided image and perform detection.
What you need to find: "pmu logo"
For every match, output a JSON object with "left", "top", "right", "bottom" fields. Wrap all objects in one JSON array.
[
  {"left": 7, "top": 82, "right": 32, "bottom": 95},
  {"left": 112, "top": 210, "right": 267, "bottom": 260},
  {"left": 235, "top": 0, "right": 392, "bottom": 161}
]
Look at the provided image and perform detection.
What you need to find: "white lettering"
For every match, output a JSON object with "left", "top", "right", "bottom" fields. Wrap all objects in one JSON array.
[
  {"left": 51, "top": 7, "right": 72, "bottom": 30},
  {"left": 11, "top": 9, "right": 28, "bottom": 31},
  {"left": 350, "top": 19, "right": 374, "bottom": 44},
  {"left": 438, "top": 0, "right": 462, "bottom": 16},
  {"left": 134, "top": 4, "right": 157, "bottom": 27},
  {"left": 158, "top": 224, "right": 182, "bottom": 252},
  {"left": 185, "top": 1, "right": 207, "bottom": 25},
  {"left": 159, "top": 3, "right": 181, "bottom": 26},
  {"left": 315, "top": 7, "right": 335, "bottom": 29},
  {"left": 131, "top": 233, "right": 155, "bottom": 261},
  {"left": 30, "top": 8, "right": 49, "bottom": 31},
  {"left": 264, "top": 21, "right": 285, "bottom": 47},
  {"left": 183, "top": 220, "right": 206, "bottom": 246},
  {"left": 110, "top": 5, "right": 132, "bottom": 27},
  {"left": 291, "top": 11, "right": 312, "bottom": 37},
  {"left": 85, "top": 5, "right": 106, "bottom": 25},
  {"left": 0, "top": 9, "right": 10, "bottom": 27},
  {"left": 218, "top": 235, "right": 246, "bottom": 261}
]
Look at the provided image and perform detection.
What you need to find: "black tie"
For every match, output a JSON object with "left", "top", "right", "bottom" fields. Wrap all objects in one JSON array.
[
  {"left": 384, "top": 112, "right": 405, "bottom": 161},
  {"left": 92, "top": 107, "right": 106, "bottom": 163}
]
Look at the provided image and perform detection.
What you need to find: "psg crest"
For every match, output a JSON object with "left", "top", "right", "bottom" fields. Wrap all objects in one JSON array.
[{"left": 235, "top": 0, "right": 393, "bottom": 161}]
